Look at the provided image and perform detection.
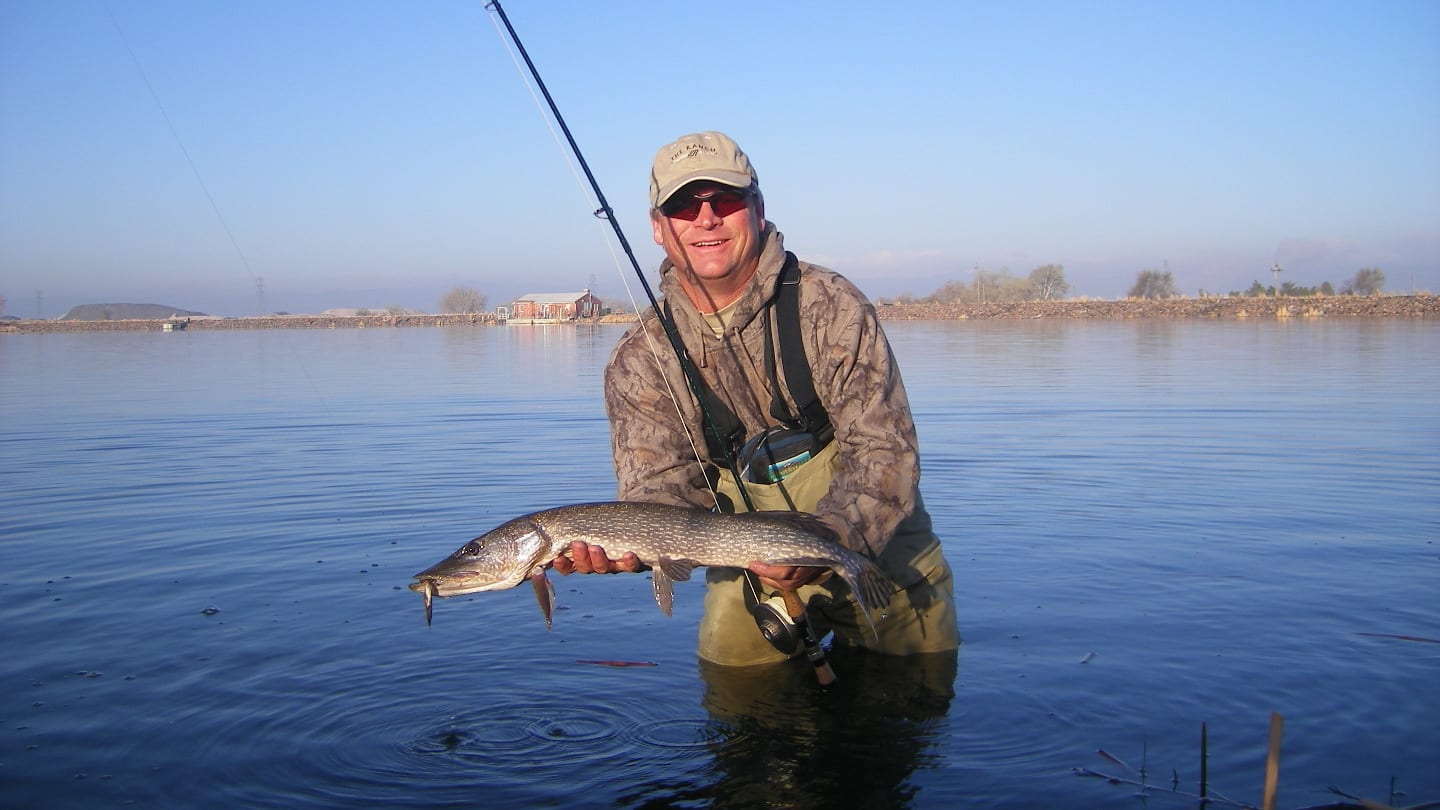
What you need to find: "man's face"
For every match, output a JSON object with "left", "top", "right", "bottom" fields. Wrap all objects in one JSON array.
[{"left": 651, "top": 182, "right": 764, "bottom": 302}]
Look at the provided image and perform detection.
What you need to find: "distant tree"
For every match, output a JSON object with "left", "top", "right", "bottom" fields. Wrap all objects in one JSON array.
[
  {"left": 923, "top": 279, "right": 968, "bottom": 305},
  {"left": 978, "top": 268, "right": 1031, "bottom": 303},
  {"left": 1342, "top": 268, "right": 1385, "bottom": 296},
  {"left": 920, "top": 266, "right": 1071, "bottom": 305},
  {"left": 1244, "top": 280, "right": 1268, "bottom": 298},
  {"left": 439, "top": 286, "right": 488, "bottom": 314},
  {"left": 386, "top": 304, "right": 407, "bottom": 315},
  {"left": 0, "top": 293, "right": 7, "bottom": 316},
  {"left": 356, "top": 308, "right": 373, "bottom": 317},
  {"left": 951, "top": 268, "right": 1030, "bottom": 303},
  {"left": 1319, "top": 281, "right": 1335, "bottom": 296},
  {"left": 1128, "top": 269, "right": 1177, "bottom": 299},
  {"left": 1028, "top": 264, "right": 1069, "bottom": 300}
]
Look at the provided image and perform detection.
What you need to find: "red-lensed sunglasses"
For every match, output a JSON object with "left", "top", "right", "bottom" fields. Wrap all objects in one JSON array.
[{"left": 659, "top": 187, "right": 752, "bottom": 221}]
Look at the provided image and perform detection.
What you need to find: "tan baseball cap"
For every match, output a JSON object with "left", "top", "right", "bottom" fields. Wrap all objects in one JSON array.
[{"left": 649, "top": 131, "right": 758, "bottom": 208}]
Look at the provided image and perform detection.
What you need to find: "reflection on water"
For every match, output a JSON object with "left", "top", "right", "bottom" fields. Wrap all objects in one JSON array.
[{"left": 692, "top": 650, "right": 957, "bottom": 809}]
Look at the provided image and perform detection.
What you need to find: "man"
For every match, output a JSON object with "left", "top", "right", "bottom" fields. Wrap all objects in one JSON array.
[{"left": 554, "top": 131, "right": 958, "bottom": 666}]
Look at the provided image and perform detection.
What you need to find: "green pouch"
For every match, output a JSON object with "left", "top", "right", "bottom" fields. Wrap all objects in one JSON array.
[{"left": 715, "top": 439, "right": 841, "bottom": 513}]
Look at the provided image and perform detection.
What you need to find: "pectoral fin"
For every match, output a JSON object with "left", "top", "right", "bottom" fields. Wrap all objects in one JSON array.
[{"left": 530, "top": 568, "right": 557, "bottom": 629}]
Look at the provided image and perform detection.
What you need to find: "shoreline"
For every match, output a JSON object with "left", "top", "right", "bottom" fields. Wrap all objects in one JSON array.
[
  {"left": 3, "top": 294, "right": 1437, "bottom": 333},
  {"left": 874, "top": 293, "right": 1440, "bottom": 321}
]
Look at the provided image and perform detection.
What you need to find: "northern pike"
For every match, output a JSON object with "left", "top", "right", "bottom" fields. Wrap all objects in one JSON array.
[{"left": 409, "top": 501, "right": 894, "bottom": 634}]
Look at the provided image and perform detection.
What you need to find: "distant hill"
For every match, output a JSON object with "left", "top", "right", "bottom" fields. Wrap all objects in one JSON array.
[{"left": 60, "top": 303, "right": 207, "bottom": 321}]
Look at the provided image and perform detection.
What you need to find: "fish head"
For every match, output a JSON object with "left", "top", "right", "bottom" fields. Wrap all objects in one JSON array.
[{"left": 409, "top": 516, "right": 551, "bottom": 598}]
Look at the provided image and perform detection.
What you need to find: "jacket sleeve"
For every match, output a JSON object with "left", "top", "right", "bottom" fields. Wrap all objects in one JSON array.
[
  {"left": 603, "top": 318, "right": 715, "bottom": 511},
  {"left": 803, "top": 270, "right": 923, "bottom": 559}
]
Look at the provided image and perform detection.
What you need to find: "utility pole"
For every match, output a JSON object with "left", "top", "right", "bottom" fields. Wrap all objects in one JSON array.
[
  {"left": 1271, "top": 263, "right": 1283, "bottom": 298},
  {"left": 255, "top": 277, "right": 266, "bottom": 316}
]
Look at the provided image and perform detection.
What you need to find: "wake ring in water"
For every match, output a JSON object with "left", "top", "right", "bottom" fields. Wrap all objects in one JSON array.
[
  {"left": 405, "top": 701, "right": 631, "bottom": 759},
  {"left": 626, "top": 717, "right": 734, "bottom": 751},
  {"left": 524, "top": 713, "right": 621, "bottom": 743},
  {"left": 407, "top": 717, "right": 531, "bottom": 756}
]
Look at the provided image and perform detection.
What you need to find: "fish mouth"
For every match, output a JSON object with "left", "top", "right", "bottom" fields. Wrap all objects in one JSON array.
[
  {"left": 407, "top": 573, "right": 504, "bottom": 598},
  {"left": 409, "top": 573, "right": 509, "bottom": 627},
  {"left": 407, "top": 575, "right": 489, "bottom": 627}
]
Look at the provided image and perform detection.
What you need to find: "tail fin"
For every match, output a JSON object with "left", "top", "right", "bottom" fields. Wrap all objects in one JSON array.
[
  {"left": 858, "top": 562, "right": 894, "bottom": 614},
  {"left": 842, "top": 560, "right": 895, "bottom": 641}
]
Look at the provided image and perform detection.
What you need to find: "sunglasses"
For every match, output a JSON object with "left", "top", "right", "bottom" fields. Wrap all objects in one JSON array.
[{"left": 659, "top": 187, "right": 753, "bottom": 221}]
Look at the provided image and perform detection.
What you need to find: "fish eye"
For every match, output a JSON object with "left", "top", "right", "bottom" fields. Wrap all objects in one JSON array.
[{"left": 462, "top": 542, "right": 481, "bottom": 556}]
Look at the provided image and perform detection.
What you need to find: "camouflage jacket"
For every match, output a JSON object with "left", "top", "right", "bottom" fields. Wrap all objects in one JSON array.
[{"left": 604, "top": 225, "right": 928, "bottom": 560}]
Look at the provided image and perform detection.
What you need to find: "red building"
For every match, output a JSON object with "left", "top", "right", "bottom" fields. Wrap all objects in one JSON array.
[{"left": 506, "top": 290, "right": 601, "bottom": 323}]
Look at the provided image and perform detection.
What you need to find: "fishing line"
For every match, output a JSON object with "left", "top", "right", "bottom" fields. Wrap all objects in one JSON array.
[
  {"left": 482, "top": 9, "right": 711, "bottom": 495},
  {"left": 102, "top": 1, "right": 258, "bottom": 291},
  {"left": 482, "top": 0, "right": 756, "bottom": 512}
]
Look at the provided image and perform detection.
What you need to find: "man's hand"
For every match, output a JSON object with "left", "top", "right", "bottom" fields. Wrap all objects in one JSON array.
[
  {"left": 551, "top": 542, "right": 644, "bottom": 575},
  {"left": 748, "top": 561, "right": 827, "bottom": 592}
]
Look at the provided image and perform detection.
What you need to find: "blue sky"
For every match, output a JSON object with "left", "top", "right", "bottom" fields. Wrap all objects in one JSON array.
[{"left": 2, "top": 0, "right": 1437, "bottom": 317}]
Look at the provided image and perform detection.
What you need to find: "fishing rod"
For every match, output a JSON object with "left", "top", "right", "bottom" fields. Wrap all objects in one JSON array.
[
  {"left": 484, "top": 0, "right": 755, "bottom": 512},
  {"left": 484, "top": 1, "right": 838, "bottom": 686}
]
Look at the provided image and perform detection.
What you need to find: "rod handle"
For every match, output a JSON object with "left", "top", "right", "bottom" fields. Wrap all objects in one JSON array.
[{"left": 782, "top": 590, "right": 837, "bottom": 686}]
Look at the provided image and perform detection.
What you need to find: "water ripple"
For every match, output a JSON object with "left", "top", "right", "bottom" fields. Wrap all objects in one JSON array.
[{"left": 627, "top": 717, "right": 734, "bottom": 750}]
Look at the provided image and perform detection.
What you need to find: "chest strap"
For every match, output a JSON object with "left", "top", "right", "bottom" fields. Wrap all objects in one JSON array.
[{"left": 764, "top": 253, "right": 834, "bottom": 444}]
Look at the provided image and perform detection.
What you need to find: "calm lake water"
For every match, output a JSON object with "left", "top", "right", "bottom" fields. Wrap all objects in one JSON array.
[{"left": 2, "top": 319, "right": 1437, "bottom": 809}]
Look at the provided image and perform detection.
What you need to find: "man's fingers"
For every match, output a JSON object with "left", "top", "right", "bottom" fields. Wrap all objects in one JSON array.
[
  {"left": 557, "top": 543, "right": 641, "bottom": 575},
  {"left": 585, "top": 544, "right": 614, "bottom": 572},
  {"left": 560, "top": 541, "right": 587, "bottom": 573},
  {"left": 569, "top": 542, "right": 617, "bottom": 574}
]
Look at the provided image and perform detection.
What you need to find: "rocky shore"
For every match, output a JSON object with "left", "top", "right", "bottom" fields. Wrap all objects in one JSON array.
[
  {"left": 3, "top": 294, "right": 1436, "bottom": 333},
  {"left": 873, "top": 293, "right": 1439, "bottom": 321}
]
